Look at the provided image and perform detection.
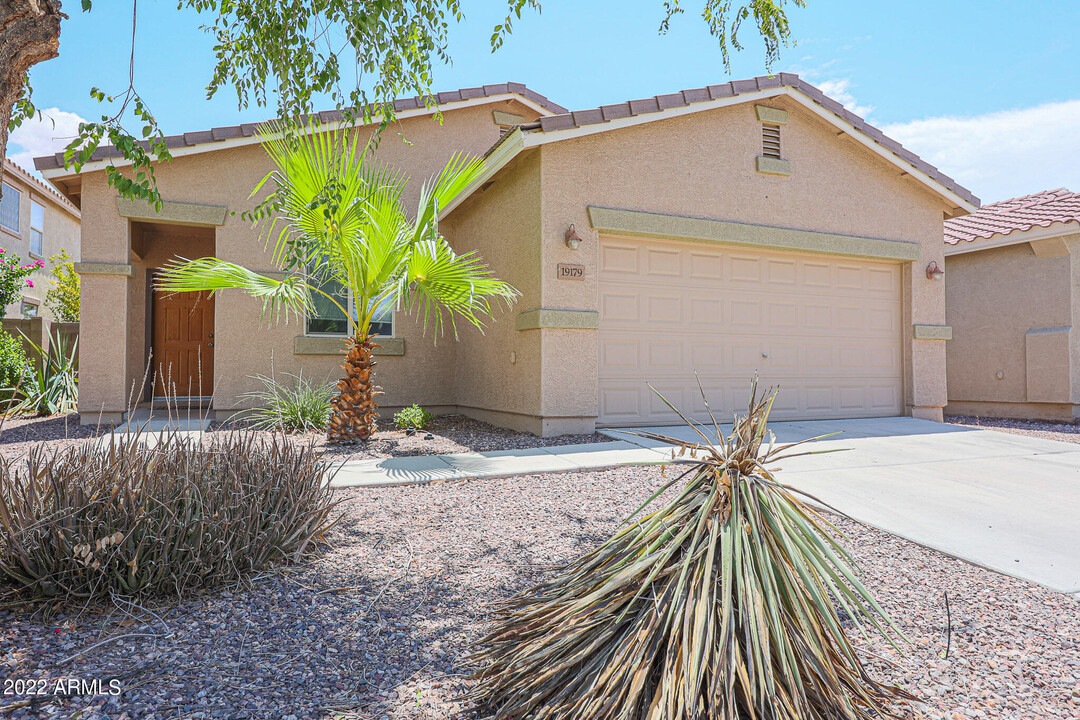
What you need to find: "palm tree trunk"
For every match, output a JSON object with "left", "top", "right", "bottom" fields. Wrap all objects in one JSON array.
[{"left": 327, "top": 334, "right": 382, "bottom": 443}]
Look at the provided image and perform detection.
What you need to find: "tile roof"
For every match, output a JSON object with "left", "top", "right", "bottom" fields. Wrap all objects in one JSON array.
[
  {"left": 943, "top": 188, "right": 1080, "bottom": 245},
  {"left": 508, "top": 73, "right": 979, "bottom": 208},
  {"left": 33, "top": 83, "right": 567, "bottom": 172},
  {"left": 2, "top": 158, "right": 80, "bottom": 216}
]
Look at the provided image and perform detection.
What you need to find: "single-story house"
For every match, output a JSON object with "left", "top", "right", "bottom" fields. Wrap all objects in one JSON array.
[
  {"left": 1, "top": 158, "right": 81, "bottom": 321},
  {"left": 944, "top": 188, "right": 1080, "bottom": 421},
  {"left": 37, "top": 74, "right": 978, "bottom": 435}
]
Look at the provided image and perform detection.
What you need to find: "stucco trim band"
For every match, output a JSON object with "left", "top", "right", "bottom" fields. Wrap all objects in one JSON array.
[
  {"left": 118, "top": 198, "right": 228, "bottom": 227},
  {"left": 912, "top": 324, "right": 953, "bottom": 340},
  {"left": 293, "top": 335, "right": 405, "bottom": 356},
  {"left": 73, "top": 262, "right": 134, "bottom": 277},
  {"left": 754, "top": 105, "right": 789, "bottom": 124},
  {"left": 587, "top": 207, "right": 923, "bottom": 262},
  {"left": 492, "top": 110, "right": 526, "bottom": 126},
  {"left": 515, "top": 308, "right": 600, "bottom": 331},
  {"left": 755, "top": 156, "right": 791, "bottom": 176}
]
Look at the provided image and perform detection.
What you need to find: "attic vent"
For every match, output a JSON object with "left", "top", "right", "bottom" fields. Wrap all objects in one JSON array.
[{"left": 761, "top": 123, "right": 782, "bottom": 159}]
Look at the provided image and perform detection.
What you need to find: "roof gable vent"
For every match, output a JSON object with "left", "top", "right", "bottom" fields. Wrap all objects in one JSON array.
[{"left": 761, "top": 123, "right": 782, "bottom": 159}]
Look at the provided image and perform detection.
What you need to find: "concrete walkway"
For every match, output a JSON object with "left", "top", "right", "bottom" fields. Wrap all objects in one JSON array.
[{"left": 332, "top": 417, "right": 1080, "bottom": 595}]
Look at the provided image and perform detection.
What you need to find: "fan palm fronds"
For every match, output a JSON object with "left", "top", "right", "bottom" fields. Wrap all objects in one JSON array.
[{"left": 469, "top": 378, "right": 914, "bottom": 720}]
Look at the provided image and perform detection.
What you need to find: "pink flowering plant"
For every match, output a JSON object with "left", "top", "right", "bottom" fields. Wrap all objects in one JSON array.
[{"left": 0, "top": 249, "right": 44, "bottom": 318}]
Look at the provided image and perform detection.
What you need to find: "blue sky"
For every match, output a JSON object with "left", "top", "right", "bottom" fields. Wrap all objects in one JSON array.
[{"left": 11, "top": 0, "right": 1080, "bottom": 202}]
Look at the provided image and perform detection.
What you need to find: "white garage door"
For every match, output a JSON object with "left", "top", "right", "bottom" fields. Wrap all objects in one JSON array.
[{"left": 597, "top": 236, "right": 903, "bottom": 426}]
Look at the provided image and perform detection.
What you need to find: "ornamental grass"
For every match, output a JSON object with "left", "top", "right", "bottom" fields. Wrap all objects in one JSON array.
[
  {"left": 0, "top": 430, "right": 338, "bottom": 600},
  {"left": 469, "top": 379, "right": 914, "bottom": 720}
]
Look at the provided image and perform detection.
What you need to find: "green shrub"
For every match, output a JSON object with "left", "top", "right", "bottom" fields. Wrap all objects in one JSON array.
[
  {"left": 5, "top": 332, "right": 77, "bottom": 417},
  {"left": 0, "top": 431, "right": 339, "bottom": 599},
  {"left": 44, "top": 249, "right": 80, "bottom": 323},
  {"left": 241, "top": 371, "right": 335, "bottom": 433},
  {"left": 394, "top": 403, "right": 433, "bottom": 431},
  {"left": 0, "top": 330, "right": 27, "bottom": 391}
]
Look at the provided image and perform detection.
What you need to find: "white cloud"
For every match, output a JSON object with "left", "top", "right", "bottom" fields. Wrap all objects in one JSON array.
[
  {"left": 883, "top": 100, "right": 1080, "bottom": 204},
  {"left": 7, "top": 107, "right": 86, "bottom": 177},
  {"left": 815, "top": 78, "right": 875, "bottom": 119}
]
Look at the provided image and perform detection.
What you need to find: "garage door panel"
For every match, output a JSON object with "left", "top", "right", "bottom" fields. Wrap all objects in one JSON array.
[{"left": 598, "top": 236, "right": 902, "bottom": 425}]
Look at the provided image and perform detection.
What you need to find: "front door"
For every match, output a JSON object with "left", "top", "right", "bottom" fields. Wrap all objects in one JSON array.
[{"left": 152, "top": 287, "right": 215, "bottom": 400}]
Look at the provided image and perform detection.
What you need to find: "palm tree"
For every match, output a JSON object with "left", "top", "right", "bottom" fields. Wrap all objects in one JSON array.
[{"left": 158, "top": 122, "right": 519, "bottom": 442}]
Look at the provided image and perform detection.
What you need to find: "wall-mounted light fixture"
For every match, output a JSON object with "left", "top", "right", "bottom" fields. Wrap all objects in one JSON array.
[
  {"left": 926, "top": 260, "right": 945, "bottom": 280},
  {"left": 565, "top": 224, "right": 584, "bottom": 250}
]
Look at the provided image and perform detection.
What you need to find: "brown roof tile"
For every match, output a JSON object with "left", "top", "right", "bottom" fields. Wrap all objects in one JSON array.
[
  {"left": 509, "top": 74, "right": 978, "bottom": 207},
  {"left": 33, "top": 83, "right": 568, "bottom": 172},
  {"left": 944, "top": 188, "right": 1080, "bottom": 245}
]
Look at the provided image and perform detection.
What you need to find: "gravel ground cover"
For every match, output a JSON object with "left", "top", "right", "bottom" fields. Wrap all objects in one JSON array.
[
  {"left": 0, "top": 413, "right": 605, "bottom": 465},
  {"left": 946, "top": 415, "right": 1080, "bottom": 445},
  {"left": 0, "top": 414, "right": 110, "bottom": 464},
  {"left": 219, "top": 413, "right": 607, "bottom": 462},
  {"left": 2, "top": 466, "right": 1077, "bottom": 719}
]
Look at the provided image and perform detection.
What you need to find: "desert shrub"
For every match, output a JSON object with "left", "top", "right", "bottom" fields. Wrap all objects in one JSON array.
[
  {"left": 44, "top": 249, "right": 80, "bottom": 322},
  {"left": 0, "top": 431, "right": 339, "bottom": 600},
  {"left": 241, "top": 371, "right": 335, "bottom": 433},
  {"left": 5, "top": 332, "right": 77, "bottom": 416},
  {"left": 394, "top": 403, "right": 433, "bottom": 430},
  {"left": 0, "top": 329, "right": 27, "bottom": 391}
]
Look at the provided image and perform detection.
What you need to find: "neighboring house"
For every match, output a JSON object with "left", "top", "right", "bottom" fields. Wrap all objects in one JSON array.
[
  {"left": 944, "top": 189, "right": 1080, "bottom": 421},
  {"left": 0, "top": 159, "right": 81, "bottom": 321},
  {"left": 37, "top": 75, "right": 977, "bottom": 433}
]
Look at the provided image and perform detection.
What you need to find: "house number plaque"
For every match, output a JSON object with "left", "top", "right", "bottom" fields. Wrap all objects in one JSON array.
[{"left": 557, "top": 263, "right": 585, "bottom": 280}]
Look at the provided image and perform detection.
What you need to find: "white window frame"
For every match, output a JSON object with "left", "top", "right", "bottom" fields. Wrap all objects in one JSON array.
[
  {"left": 305, "top": 280, "right": 395, "bottom": 338},
  {"left": 29, "top": 199, "right": 44, "bottom": 257},
  {"left": 0, "top": 182, "right": 20, "bottom": 234}
]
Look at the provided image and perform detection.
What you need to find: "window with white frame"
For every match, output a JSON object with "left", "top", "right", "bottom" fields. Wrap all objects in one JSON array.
[
  {"left": 30, "top": 200, "right": 44, "bottom": 256},
  {"left": 0, "top": 182, "right": 19, "bottom": 233},
  {"left": 306, "top": 267, "right": 393, "bottom": 337},
  {"left": 21, "top": 300, "right": 38, "bottom": 318}
]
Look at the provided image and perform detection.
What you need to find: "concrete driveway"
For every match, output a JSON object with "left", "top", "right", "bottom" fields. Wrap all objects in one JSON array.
[{"left": 604, "top": 417, "right": 1080, "bottom": 596}]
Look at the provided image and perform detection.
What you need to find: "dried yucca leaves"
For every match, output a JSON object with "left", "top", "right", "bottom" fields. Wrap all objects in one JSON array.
[
  {"left": 0, "top": 430, "right": 340, "bottom": 600},
  {"left": 469, "top": 379, "right": 914, "bottom": 720}
]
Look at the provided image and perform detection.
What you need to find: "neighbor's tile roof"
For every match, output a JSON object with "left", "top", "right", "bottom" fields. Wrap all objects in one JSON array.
[
  {"left": 943, "top": 188, "right": 1080, "bottom": 245},
  {"left": 2, "top": 158, "right": 80, "bottom": 215},
  {"left": 507, "top": 73, "right": 979, "bottom": 208},
  {"left": 32, "top": 83, "right": 567, "bottom": 173}
]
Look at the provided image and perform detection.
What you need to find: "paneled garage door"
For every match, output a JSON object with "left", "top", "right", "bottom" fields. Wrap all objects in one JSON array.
[{"left": 597, "top": 235, "right": 903, "bottom": 425}]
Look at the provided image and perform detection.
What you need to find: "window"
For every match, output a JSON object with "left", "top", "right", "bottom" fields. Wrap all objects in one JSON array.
[
  {"left": 306, "top": 267, "right": 394, "bottom": 337},
  {"left": 0, "top": 182, "right": 19, "bottom": 233},
  {"left": 761, "top": 123, "right": 782, "bottom": 159},
  {"left": 21, "top": 300, "right": 38, "bottom": 318},
  {"left": 30, "top": 200, "right": 44, "bottom": 256}
]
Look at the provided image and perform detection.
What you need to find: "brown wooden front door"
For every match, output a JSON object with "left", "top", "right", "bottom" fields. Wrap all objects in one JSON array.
[{"left": 152, "top": 287, "right": 215, "bottom": 398}]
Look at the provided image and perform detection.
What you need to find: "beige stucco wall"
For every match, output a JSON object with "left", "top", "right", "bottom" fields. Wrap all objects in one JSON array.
[
  {"left": 440, "top": 151, "right": 544, "bottom": 432},
  {"left": 73, "top": 99, "right": 541, "bottom": 422},
  {"left": 528, "top": 97, "right": 952, "bottom": 425},
  {"left": 945, "top": 235, "right": 1080, "bottom": 420},
  {"left": 0, "top": 163, "right": 81, "bottom": 322}
]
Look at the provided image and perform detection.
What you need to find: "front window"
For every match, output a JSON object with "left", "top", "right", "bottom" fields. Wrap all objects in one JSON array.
[
  {"left": 306, "top": 269, "right": 394, "bottom": 337},
  {"left": 21, "top": 300, "right": 38, "bottom": 318},
  {"left": 30, "top": 201, "right": 44, "bottom": 256},
  {"left": 0, "top": 183, "right": 19, "bottom": 233}
]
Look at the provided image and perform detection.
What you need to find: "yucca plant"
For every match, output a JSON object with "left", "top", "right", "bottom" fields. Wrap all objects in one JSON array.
[
  {"left": 469, "top": 379, "right": 914, "bottom": 720},
  {"left": 4, "top": 331, "right": 77, "bottom": 417},
  {"left": 240, "top": 370, "right": 335, "bottom": 433},
  {"left": 158, "top": 121, "right": 519, "bottom": 443},
  {"left": 0, "top": 429, "right": 338, "bottom": 600}
]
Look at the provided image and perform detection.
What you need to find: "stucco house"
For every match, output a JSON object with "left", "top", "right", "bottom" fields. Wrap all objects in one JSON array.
[
  {"left": 0, "top": 158, "right": 81, "bottom": 321},
  {"left": 944, "top": 188, "right": 1080, "bottom": 421},
  {"left": 36, "top": 75, "right": 977, "bottom": 434}
]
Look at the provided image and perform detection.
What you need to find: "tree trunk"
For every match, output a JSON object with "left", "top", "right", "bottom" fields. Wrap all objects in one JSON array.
[
  {"left": 327, "top": 334, "right": 382, "bottom": 443},
  {"left": 0, "top": 0, "right": 64, "bottom": 169}
]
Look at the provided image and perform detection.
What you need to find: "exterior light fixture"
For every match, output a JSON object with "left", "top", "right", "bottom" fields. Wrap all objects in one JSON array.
[
  {"left": 565, "top": 224, "right": 583, "bottom": 250},
  {"left": 926, "top": 261, "right": 945, "bottom": 280}
]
